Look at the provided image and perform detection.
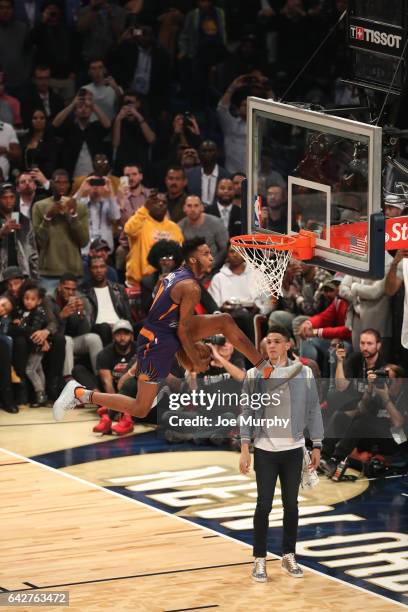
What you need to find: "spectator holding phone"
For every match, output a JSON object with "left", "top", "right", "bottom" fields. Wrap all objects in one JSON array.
[
  {"left": 112, "top": 92, "right": 156, "bottom": 175},
  {"left": 115, "top": 164, "right": 150, "bottom": 274},
  {"left": 83, "top": 58, "right": 123, "bottom": 122},
  {"left": 32, "top": 169, "right": 89, "bottom": 293},
  {"left": 15, "top": 171, "right": 49, "bottom": 220},
  {"left": 52, "top": 92, "right": 111, "bottom": 178},
  {"left": 75, "top": 174, "right": 121, "bottom": 256},
  {"left": 71, "top": 153, "right": 120, "bottom": 197},
  {"left": 0, "top": 183, "right": 38, "bottom": 281}
]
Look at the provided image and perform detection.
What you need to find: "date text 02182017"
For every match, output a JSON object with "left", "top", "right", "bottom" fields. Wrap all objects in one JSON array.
[{"left": 0, "top": 591, "right": 69, "bottom": 606}]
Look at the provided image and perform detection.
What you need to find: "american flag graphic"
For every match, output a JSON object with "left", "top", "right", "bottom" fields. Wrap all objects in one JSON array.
[{"left": 349, "top": 235, "right": 367, "bottom": 256}]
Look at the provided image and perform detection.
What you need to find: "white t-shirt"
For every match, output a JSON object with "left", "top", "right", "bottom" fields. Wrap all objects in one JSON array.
[
  {"left": 84, "top": 83, "right": 117, "bottom": 121},
  {"left": 254, "top": 364, "right": 308, "bottom": 452},
  {"left": 94, "top": 286, "right": 120, "bottom": 325},
  {"left": 0, "top": 121, "right": 19, "bottom": 180},
  {"left": 73, "top": 141, "right": 93, "bottom": 178}
]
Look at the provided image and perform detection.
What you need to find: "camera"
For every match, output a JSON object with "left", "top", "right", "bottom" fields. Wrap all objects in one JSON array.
[
  {"left": 89, "top": 177, "right": 106, "bottom": 187},
  {"left": 337, "top": 341, "right": 344, "bottom": 349},
  {"left": 372, "top": 368, "right": 389, "bottom": 389},
  {"left": 78, "top": 88, "right": 87, "bottom": 99},
  {"left": 203, "top": 335, "right": 226, "bottom": 346}
]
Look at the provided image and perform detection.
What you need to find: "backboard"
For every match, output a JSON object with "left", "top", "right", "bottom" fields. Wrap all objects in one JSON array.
[{"left": 246, "top": 97, "right": 385, "bottom": 278}]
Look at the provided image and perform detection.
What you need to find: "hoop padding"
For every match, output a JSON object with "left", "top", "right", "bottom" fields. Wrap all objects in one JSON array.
[{"left": 231, "top": 231, "right": 315, "bottom": 299}]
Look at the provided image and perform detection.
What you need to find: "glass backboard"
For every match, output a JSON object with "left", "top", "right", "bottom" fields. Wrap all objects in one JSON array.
[{"left": 246, "top": 98, "right": 384, "bottom": 277}]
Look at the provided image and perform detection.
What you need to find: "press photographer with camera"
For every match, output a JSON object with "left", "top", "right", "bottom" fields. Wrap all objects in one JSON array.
[
  {"left": 322, "top": 364, "right": 407, "bottom": 473},
  {"left": 321, "top": 329, "right": 389, "bottom": 470},
  {"left": 163, "top": 335, "right": 245, "bottom": 445}
]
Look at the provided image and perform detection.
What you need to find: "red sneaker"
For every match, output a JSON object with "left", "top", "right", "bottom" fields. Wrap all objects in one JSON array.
[
  {"left": 111, "top": 413, "right": 134, "bottom": 436},
  {"left": 96, "top": 406, "right": 108, "bottom": 417},
  {"left": 93, "top": 414, "right": 112, "bottom": 435}
]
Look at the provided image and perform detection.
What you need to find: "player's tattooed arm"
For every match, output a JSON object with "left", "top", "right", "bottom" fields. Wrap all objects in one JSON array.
[{"left": 174, "top": 280, "right": 207, "bottom": 372}]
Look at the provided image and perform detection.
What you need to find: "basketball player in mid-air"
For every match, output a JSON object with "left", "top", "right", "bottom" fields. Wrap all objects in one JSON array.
[{"left": 53, "top": 238, "right": 300, "bottom": 421}]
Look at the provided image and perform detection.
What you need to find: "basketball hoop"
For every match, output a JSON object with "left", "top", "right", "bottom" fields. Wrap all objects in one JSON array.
[{"left": 230, "top": 230, "right": 316, "bottom": 299}]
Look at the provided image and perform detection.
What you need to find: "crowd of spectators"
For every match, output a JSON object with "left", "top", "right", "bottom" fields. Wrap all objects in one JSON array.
[{"left": 0, "top": 0, "right": 406, "bottom": 471}]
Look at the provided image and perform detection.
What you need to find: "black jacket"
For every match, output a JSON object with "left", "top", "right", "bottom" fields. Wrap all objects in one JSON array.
[
  {"left": 206, "top": 202, "right": 242, "bottom": 237},
  {"left": 21, "top": 87, "right": 64, "bottom": 128},
  {"left": 55, "top": 117, "right": 110, "bottom": 178},
  {"left": 80, "top": 281, "right": 132, "bottom": 327},
  {"left": 112, "top": 42, "right": 171, "bottom": 114}
]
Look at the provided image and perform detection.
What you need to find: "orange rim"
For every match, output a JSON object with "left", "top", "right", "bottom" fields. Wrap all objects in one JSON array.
[{"left": 230, "top": 233, "right": 297, "bottom": 251}]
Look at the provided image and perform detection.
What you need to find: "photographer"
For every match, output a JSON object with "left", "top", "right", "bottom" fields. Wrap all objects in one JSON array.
[
  {"left": 322, "top": 365, "right": 407, "bottom": 472},
  {"left": 321, "top": 329, "right": 388, "bottom": 467},
  {"left": 163, "top": 336, "right": 245, "bottom": 444}
]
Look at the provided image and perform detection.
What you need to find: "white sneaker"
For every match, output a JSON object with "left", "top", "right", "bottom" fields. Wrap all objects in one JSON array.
[
  {"left": 281, "top": 553, "right": 304, "bottom": 578},
  {"left": 252, "top": 557, "right": 267, "bottom": 582},
  {"left": 53, "top": 380, "right": 85, "bottom": 422}
]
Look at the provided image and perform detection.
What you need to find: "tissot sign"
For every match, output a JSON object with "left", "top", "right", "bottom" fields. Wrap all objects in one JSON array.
[
  {"left": 348, "top": 18, "right": 405, "bottom": 57},
  {"left": 330, "top": 216, "right": 408, "bottom": 254}
]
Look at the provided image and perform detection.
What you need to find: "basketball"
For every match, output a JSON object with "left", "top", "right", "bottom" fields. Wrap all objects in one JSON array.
[{"left": 176, "top": 341, "right": 211, "bottom": 372}]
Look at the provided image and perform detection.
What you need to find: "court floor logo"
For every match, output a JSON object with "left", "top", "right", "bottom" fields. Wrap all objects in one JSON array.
[{"left": 102, "top": 450, "right": 407, "bottom": 604}]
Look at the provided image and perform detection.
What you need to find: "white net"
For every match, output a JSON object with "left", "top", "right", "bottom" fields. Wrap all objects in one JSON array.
[{"left": 231, "top": 239, "right": 292, "bottom": 299}]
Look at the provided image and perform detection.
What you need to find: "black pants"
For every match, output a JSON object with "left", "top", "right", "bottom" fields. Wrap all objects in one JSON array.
[
  {"left": 0, "top": 336, "right": 12, "bottom": 405},
  {"left": 93, "top": 323, "right": 112, "bottom": 347},
  {"left": 253, "top": 446, "right": 303, "bottom": 557},
  {"left": 12, "top": 335, "right": 28, "bottom": 379},
  {"left": 43, "top": 333, "right": 65, "bottom": 380}
]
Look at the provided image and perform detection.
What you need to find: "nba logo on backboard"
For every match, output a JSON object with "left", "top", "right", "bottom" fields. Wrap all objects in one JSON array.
[
  {"left": 253, "top": 195, "right": 263, "bottom": 228},
  {"left": 356, "top": 27, "right": 364, "bottom": 40}
]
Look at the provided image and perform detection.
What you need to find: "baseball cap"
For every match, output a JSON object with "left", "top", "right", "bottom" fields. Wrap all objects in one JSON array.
[
  {"left": 113, "top": 320, "right": 133, "bottom": 334},
  {"left": 3, "top": 266, "right": 25, "bottom": 281},
  {"left": 90, "top": 238, "right": 110, "bottom": 251},
  {"left": 384, "top": 193, "right": 406, "bottom": 209},
  {"left": 0, "top": 183, "right": 15, "bottom": 197}
]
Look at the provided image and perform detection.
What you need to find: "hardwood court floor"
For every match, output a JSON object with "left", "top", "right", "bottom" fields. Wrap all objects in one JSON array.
[{"left": 0, "top": 449, "right": 400, "bottom": 612}]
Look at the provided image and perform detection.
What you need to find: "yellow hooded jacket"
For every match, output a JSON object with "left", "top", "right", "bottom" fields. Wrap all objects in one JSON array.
[{"left": 124, "top": 206, "right": 184, "bottom": 285}]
